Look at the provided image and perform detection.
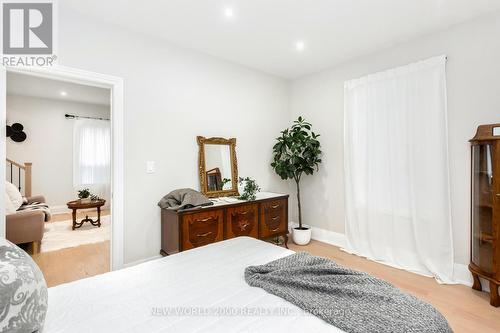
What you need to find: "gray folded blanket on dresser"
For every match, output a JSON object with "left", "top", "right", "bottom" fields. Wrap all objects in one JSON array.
[
  {"left": 157, "top": 188, "right": 213, "bottom": 211},
  {"left": 245, "top": 252, "right": 452, "bottom": 333}
]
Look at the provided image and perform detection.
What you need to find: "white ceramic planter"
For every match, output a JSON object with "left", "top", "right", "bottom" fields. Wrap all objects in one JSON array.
[{"left": 292, "top": 227, "right": 312, "bottom": 245}]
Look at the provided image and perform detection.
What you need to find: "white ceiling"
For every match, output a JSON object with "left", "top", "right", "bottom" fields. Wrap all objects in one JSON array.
[
  {"left": 63, "top": 0, "right": 500, "bottom": 78},
  {"left": 7, "top": 72, "right": 110, "bottom": 106}
]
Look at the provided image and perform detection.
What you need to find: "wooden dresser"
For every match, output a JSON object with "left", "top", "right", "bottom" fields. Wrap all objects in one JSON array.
[{"left": 160, "top": 192, "right": 289, "bottom": 255}]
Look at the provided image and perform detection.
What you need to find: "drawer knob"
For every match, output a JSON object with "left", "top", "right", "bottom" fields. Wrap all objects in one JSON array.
[
  {"left": 271, "top": 204, "right": 280, "bottom": 209},
  {"left": 270, "top": 227, "right": 280, "bottom": 232},
  {"left": 197, "top": 231, "right": 213, "bottom": 238},
  {"left": 271, "top": 216, "right": 280, "bottom": 221}
]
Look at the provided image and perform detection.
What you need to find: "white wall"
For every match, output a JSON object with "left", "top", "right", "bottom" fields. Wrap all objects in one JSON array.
[
  {"left": 6, "top": 95, "right": 110, "bottom": 207},
  {"left": 290, "top": 13, "right": 500, "bottom": 266},
  {"left": 57, "top": 6, "right": 290, "bottom": 264},
  {"left": 25, "top": 5, "right": 494, "bottom": 267}
]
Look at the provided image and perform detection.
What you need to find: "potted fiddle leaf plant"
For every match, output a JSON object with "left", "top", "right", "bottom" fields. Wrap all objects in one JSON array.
[{"left": 271, "top": 116, "right": 322, "bottom": 245}]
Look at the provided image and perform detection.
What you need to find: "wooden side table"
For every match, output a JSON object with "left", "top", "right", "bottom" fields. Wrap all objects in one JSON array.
[{"left": 66, "top": 199, "right": 106, "bottom": 230}]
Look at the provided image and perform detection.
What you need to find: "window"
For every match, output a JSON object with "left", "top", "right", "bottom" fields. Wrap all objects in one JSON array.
[{"left": 73, "top": 119, "right": 110, "bottom": 188}]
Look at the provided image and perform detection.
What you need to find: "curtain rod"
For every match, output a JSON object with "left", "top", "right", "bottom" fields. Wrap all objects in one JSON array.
[{"left": 65, "top": 114, "right": 110, "bottom": 121}]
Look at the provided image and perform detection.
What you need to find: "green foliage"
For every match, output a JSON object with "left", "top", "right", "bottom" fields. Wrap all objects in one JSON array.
[
  {"left": 78, "top": 188, "right": 102, "bottom": 201},
  {"left": 77, "top": 188, "right": 90, "bottom": 199},
  {"left": 238, "top": 177, "right": 261, "bottom": 201},
  {"left": 271, "top": 116, "right": 322, "bottom": 182},
  {"left": 271, "top": 116, "right": 322, "bottom": 228},
  {"left": 221, "top": 178, "right": 231, "bottom": 188}
]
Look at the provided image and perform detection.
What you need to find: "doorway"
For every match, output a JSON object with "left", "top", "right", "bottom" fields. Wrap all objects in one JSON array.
[{"left": 0, "top": 66, "right": 124, "bottom": 284}]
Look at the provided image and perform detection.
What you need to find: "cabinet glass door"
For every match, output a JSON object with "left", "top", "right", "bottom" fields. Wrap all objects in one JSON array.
[{"left": 471, "top": 144, "right": 494, "bottom": 273}]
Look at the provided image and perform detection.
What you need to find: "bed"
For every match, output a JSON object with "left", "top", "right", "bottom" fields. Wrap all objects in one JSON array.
[{"left": 44, "top": 237, "right": 338, "bottom": 332}]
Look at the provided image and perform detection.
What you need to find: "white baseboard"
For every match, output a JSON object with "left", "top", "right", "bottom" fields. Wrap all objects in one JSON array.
[
  {"left": 452, "top": 263, "right": 473, "bottom": 287},
  {"left": 123, "top": 255, "right": 162, "bottom": 269},
  {"left": 50, "top": 205, "right": 70, "bottom": 214},
  {"left": 290, "top": 222, "right": 346, "bottom": 248},
  {"left": 452, "top": 263, "right": 493, "bottom": 291},
  {"left": 291, "top": 222, "right": 475, "bottom": 287}
]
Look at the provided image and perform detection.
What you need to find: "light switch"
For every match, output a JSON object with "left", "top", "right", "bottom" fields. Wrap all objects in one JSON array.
[{"left": 146, "top": 161, "right": 155, "bottom": 174}]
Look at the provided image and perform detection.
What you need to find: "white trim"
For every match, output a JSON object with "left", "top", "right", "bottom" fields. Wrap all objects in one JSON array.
[
  {"left": 123, "top": 255, "right": 162, "bottom": 269},
  {"left": 479, "top": 278, "right": 491, "bottom": 292},
  {"left": 453, "top": 263, "right": 473, "bottom": 287},
  {"left": 452, "top": 264, "right": 491, "bottom": 292},
  {"left": 289, "top": 222, "right": 346, "bottom": 248},
  {"left": 291, "top": 222, "right": 475, "bottom": 287},
  {"left": 1, "top": 65, "right": 124, "bottom": 271},
  {"left": 309, "top": 226, "right": 347, "bottom": 248},
  {"left": 50, "top": 205, "right": 70, "bottom": 215}
]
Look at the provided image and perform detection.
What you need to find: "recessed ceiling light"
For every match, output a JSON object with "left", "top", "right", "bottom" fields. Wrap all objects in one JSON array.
[
  {"left": 60, "top": 91, "right": 67, "bottom": 96},
  {"left": 224, "top": 7, "right": 234, "bottom": 19},
  {"left": 295, "top": 41, "right": 305, "bottom": 51}
]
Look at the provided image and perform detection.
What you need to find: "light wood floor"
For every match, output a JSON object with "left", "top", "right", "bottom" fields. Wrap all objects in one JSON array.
[
  {"left": 289, "top": 240, "right": 500, "bottom": 333},
  {"left": 31, "top": 210, "right": 110, "bottom": 287},
  {"left": 32, "top": 229, "right": 499, "bottom": 332}
]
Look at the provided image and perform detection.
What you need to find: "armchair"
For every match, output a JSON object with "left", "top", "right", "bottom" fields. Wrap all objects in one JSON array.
[{"left": 6, "top": 195, "right": 47, "bottom": 254}]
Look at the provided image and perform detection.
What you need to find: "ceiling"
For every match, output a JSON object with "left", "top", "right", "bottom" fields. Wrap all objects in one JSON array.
[
  {"left": 63, "top": 0, "right": 500, "bottom": 78},
  {"left": 7, "top": 72, "right": 110, "bottom": 106}
]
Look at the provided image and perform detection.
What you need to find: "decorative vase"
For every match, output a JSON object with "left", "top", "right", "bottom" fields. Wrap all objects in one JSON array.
[
  {"left": 0, "top": 239, "right": 48, "bottom": 332},
  {"left": 80, "top": 198, "right": 91, "bottom": 204},
  {"left": 292, "top": 226, "right": 312, "bottom": 245}
]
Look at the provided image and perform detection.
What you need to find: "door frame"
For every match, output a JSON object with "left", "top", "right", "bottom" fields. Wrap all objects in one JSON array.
[{"left": 0, "top": 65, "right": 124, "bottom": 270}]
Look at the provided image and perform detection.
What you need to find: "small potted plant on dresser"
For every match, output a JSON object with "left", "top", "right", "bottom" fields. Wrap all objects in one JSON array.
[
  {"left": 271, "top": 116, "right": 322, "bottom": 245},
  {"left": 238, "top": 177, "right": 261, "bottom": 201}
]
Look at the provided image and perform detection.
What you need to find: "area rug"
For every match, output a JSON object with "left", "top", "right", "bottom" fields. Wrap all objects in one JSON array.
[{"left": 41, "top": 215, "right": 111, "bottom": 253}]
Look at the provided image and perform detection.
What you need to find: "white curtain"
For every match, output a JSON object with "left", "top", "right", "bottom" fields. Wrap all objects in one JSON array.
[
  {"left": 73, "top": 119, "right": 111, "bottom": 201},
  {"left": 220, "top": 146, "right": 232, "bottom": 190},
  {"left": 343, "top": 55, "right": 454, "bottom": 283}
]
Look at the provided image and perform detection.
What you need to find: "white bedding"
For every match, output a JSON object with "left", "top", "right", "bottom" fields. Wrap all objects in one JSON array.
[{"left": 45, "top": 237, "right": 340, "bottom": 333}]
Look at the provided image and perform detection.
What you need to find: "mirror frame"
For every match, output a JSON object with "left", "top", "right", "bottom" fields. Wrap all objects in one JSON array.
[{"left": 197, "top": 136, "right": 239, "bottom": 198}]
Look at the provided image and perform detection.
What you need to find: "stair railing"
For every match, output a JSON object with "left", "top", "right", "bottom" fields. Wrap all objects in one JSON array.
[{"left": 6, "top": 159, "right": 32, "bottom": 197}]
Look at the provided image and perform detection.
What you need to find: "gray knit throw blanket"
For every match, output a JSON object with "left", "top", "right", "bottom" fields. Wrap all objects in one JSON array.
[{"left": 245, "top": 252, "right": 452, "bottom": 333}]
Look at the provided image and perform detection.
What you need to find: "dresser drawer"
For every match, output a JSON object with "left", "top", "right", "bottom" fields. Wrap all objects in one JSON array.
[
  {"left": 226, "top": 204, "right": 258, "bottom": 239},
  {"left": 259, "top": 199, "right": 287, "bottom": 238},
  {"left": 181, "top": 210, "right": 224, "bottom": 250}
]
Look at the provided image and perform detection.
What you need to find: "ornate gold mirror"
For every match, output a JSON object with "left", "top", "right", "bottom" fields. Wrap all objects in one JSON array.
[{"left": 197, "top": 136, "right": 239, "bottom": 197}]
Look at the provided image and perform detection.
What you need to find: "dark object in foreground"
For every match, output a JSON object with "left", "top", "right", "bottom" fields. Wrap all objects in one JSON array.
[{"left": 245, "top": 252, "right": 453, "bottom": 333}]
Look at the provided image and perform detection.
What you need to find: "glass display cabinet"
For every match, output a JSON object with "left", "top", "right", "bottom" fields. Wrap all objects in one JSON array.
[{"left": 469, "top": 124, "right": 500, "bottom": 307}]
